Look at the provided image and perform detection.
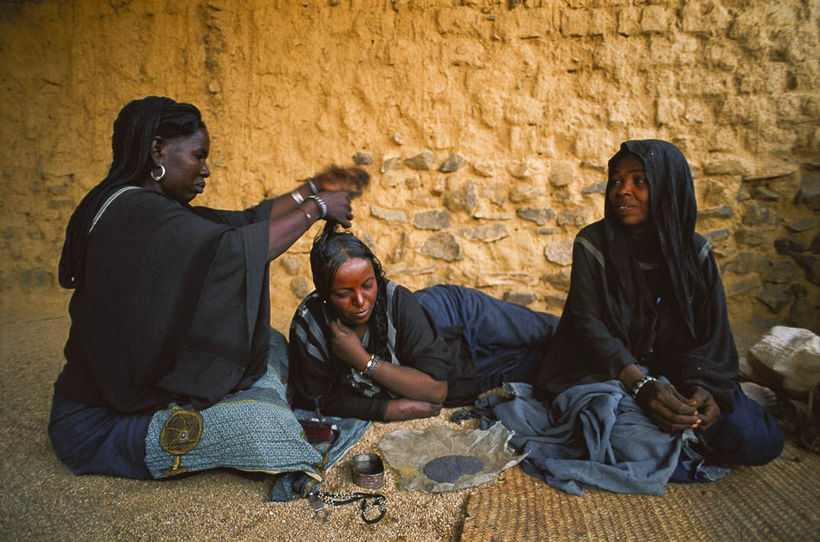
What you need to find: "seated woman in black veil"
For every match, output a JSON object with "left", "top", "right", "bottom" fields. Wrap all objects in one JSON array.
[
  {"left": 536, "top": 139, "right": 782, "bottom": 479},
  {"left": 49, "top": 96, "right": 366, "bottom": 479}
]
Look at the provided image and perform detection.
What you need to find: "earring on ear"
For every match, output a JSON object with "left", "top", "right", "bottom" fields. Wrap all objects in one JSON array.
[{"left": 151, "top": 164, "right": 166, "bottom": 182}]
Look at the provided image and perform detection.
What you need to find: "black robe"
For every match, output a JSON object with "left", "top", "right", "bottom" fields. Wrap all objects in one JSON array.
[
  {"left": 535, "top": 140, "right": 738, "bottom": 411},
  {"left": 54, "top": 188, "right": 273, "bottom": 413}
]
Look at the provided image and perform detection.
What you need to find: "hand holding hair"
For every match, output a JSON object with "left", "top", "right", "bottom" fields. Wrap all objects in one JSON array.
[{"left": 318, "top": 191, "right": 353, "bottom": 228}]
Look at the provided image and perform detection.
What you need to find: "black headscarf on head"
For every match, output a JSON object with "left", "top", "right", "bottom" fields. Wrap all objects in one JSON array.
[
  {"left": 58, "top": 96, "right": 205, "bottom": 289},
  {"left": 604, "top": 139, "right": 704, "bottom": 340}
]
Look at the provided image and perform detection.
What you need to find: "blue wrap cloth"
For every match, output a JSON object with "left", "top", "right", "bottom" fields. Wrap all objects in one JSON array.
[{"left": 478, "top": 381, "right": 726, "bottom": 496}]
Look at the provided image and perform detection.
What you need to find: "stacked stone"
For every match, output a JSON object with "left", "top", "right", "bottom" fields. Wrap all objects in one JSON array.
[{"left": 700, "top": 159, "right": 820, "bottom": 333}]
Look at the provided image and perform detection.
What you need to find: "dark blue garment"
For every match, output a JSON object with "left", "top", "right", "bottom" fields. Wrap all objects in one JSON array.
[
  {"left": 414, "top": 285, "right": 559, "bottom": 391},
  {"left": 670, "top": 386, "right": 783, "bottom": 482},
  {"left": 48, "top": 394, "right": 153, "bottom": 480}
]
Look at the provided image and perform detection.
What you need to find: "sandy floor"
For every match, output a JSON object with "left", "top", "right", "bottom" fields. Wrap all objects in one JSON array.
[
  {"left": 3, "top": 308, "right": 815, "bottom": 542},
  {"left": 0, "top": 310, "right": 489, "bottom": 542}
]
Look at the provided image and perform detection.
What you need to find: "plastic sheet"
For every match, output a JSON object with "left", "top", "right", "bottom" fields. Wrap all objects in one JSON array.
[{"left": 379, "top": 422, "right": 526, "bottom": 493}]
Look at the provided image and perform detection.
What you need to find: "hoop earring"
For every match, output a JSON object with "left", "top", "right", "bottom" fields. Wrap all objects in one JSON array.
[{"left": 151, "top": 164, "right": 166, "bottom": 182}]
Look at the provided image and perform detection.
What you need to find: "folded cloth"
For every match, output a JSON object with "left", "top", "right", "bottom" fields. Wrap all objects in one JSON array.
[{"left": 478, "top": 380, "right": 710, "bottom": 496}]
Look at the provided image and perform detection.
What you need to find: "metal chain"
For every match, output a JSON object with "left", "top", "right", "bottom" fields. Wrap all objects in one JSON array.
[{"left": 312, "top": 490, "right": 388, "bottom": 524}]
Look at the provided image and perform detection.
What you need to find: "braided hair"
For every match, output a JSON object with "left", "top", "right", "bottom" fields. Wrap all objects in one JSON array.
[
  {"left": 310, "top": 222, "right": 391, "bottom": 360},
  {"left": 59, "top": 96, "right": 206, "bottom": 289}
]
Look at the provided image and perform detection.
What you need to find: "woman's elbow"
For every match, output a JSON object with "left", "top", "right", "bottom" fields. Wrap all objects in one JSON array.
[{"left": 430, "top": 380, "right": 448, "bottom": 404}]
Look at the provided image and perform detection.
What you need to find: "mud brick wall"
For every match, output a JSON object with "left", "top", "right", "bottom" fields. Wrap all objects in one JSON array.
[{"left": 1, "top": 1, "right": 817, "bottom": 340}]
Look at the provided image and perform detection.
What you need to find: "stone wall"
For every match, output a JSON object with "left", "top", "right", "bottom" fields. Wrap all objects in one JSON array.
[{"left": 1, "top": 0, "right": 817, "bottom": 341}]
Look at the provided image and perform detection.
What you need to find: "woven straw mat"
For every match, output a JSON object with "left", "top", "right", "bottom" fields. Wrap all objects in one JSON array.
[{"left": 459, "top": 441, "right": 819, "bottom": 542}]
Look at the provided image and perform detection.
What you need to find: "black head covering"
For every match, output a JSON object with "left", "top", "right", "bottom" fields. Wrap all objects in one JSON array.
[
  {"left": 59, "top": 96, "right": 205, "bottom": 288},
  {"left": 604, "top": 139, "right": 704, "bottom": 339}
]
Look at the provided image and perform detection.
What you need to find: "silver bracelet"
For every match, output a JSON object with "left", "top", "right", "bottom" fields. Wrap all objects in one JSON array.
[
  {"left": 309, "top": 195, "right": 327, "bottom": 218},
  {"left": 362, "top": 354, "right": 380, "bottom": 379},
  {"left": 307, "top": 178, "right": 319, "bottom": 195},
  {"left": 291, "top": 190, "right": 305, "bottom": 205},
  {"left": 631, "top": 375, "right": 657, "bottom": 399}
]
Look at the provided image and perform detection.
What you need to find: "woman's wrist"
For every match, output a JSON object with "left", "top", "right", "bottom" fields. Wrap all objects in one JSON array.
[
  {"left": 618, "top": 363, "right": 645, "bottom": 392},
  {"left": 361, "top": 353, "right": 380, "bottom": 379}
]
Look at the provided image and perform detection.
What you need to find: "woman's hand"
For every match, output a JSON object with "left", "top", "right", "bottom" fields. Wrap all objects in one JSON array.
[
  {"left": 385, "top": 398, "right": 443, "bottom": 421},
  {"left": 313, "top": 166, "right": 369, "bottom": 195},
  {"left": 687, "top": 386, "right": 720, "bottom": 430},
  {"left": 310, "top": 192, "right": 353, "bottom": 228},
  {"left": 319, "top": 191, "right": 353, "bottom": 228},
  {"left": 636, "top": 379, "right": 701, "bottom": 433},
  {"left": 328, "top": 318, "right": 368, "bottom": 368}
]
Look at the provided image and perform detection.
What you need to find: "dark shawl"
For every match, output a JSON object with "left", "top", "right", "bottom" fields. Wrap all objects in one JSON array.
[
  {"left": 535, "top": 140, "right": 738, "bottom": 411},
  {"left": 54, "top": 188, "right": 273, "bottom": 413}
]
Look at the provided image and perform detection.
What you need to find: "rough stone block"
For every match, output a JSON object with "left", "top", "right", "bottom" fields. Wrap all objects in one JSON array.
[
  {"left": 704, "top": 229, "right": 731, "bottom": 243},
  {"left": 457, "top": 224, "right": 509, "bottom": 243},
  {"left": 640, "top": 6, "right": 670, "bottom": 34},
  {"left": 588, "top": 9, "right": 610, "bottom": 36},
  {"left": 556, "top": 208, "right": 588, "bottom": 228},
  {"left": 752, "top": 187, "right": 781, "bottom": 201},
  {"left": 290, "top": 276, "right": 312, "bottom": 300},
  {"left": 444, "top": 181, "right": 477, "bottom": 213},
  {"left": 509, "top": 184, "right": 546, "bottom": 204},
  {"left": 726, "top": 274, "right": 762, "bottom": 297},
  {"left": 549, "top": 161, "right": 576, "bottom": 187},
  {"left": 786, "top": 217, "right": 820, "bottom": 233},
  {"left": 20, "top": 267, "right": 53, "bottom": 289},
  {"left": 381, "top": 157, "right": 404, "bottom": 173},
  {"left": 756, "top": 284, "right": 793, "bottom": 314},
  {"left": 421, "top": 232, "right": 463, "bottom": 262},
  {"left": 472, "top": 162, "right": 495, "bottom": 178},
  {"left": 794, "top": 254, "right": 820, "bottom": 285},
  {"left": 517, "top": 207, "right": 555, "bottom": 226},
  {"left": 353, "top": 152, "right": 374, "bottom": 166},
  {"left": 503, "top": 291, "right": 537, "bottom": 306},
  {"left": 543, "top": 269, "right": 571, "bottom": 290},
  {"left": 370, "top": 205, "right": 408, "bottom": 224},
  {"left": 741, "top": 202, "right": 775, "bottom": 227},
  {"left": 774, "top": 237, "right": 808, "bottom": 255},
  {"left": 560, "top": 9, "right": 589, "bottom": 37},
  {"left": 617, "top": 7, "right": 640, "bottom": 36},
  {"left": 728, "top": 252, "right": 772, "bottom": 274},
  {"left": 413, "top": 210, "right": 451, "bottom": 230},
  {"left": 582, "top": 182, "right": 607, "bottom": 194},
  {"left": 698, "top": 205, "right": 734, "bottom": 220},
  {"left": 438, "top": 153, "right": 465, "bottom": 173},
  {"left": 279, "top": 255, "right": 302, "bottom": 276},
  {"left": 544, "top": 240, "right": 573, "bottom": 266},
  {"left": 735, "top": 230, "right": 766, "bottom": 247},
  {"left": 764, "top": 261, "right": 799, "bottom": 284},
  {"left": 404, "top": 151, "right": 435, "bottom": 171}
]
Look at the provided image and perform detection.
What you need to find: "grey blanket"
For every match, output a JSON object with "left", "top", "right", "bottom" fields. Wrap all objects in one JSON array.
[{"left": 478, "top": 381, "right": 688, "bottom": 496}]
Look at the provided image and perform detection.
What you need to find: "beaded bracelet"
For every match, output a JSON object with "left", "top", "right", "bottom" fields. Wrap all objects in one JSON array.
[
  {"left": 309, "top": 194, "right": 328, "bottom": 218},
  {"left": 631, "top": 375, "right": 657, "bottom": 399}
]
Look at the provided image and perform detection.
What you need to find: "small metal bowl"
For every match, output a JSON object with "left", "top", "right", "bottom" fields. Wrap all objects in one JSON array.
[{"left": 351, "top": 453, "right": 385, "bottom": 489}]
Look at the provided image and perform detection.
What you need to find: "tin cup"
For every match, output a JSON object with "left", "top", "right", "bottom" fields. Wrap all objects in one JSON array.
[{"left": 351, "top": 453, "right": 385, "bottom": 489}]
